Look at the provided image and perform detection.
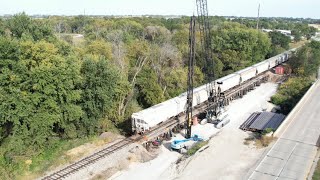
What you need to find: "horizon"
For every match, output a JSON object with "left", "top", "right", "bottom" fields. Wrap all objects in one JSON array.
[
  {"left": 1, "top": 13, "right": 319, "bottom": 20},
  {"left": 1, "top": 0, "right": 320, "bottom": 19}
]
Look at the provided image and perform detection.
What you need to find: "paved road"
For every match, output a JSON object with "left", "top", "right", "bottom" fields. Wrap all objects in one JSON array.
[{"left": 249, "top": 80, "right": 320, "bottom": 180}]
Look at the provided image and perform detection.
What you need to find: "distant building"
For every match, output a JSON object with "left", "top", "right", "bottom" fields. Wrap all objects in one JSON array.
[
  {"left": 262, "top": 29, "right": 293, "bottom": 40},
  {"left": 262, "top": 29, "right": 291, "bottom": 36}
]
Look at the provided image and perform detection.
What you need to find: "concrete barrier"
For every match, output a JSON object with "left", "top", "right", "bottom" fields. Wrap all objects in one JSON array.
[{"left": 273, "top": 80, "right": 319, "bottom": 137}]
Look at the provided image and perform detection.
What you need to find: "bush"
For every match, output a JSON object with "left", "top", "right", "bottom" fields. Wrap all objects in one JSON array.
[
  {"left": 186, "top": 141, "right": 208, "bottom": 156},
  {"left": 271, "top": 77, "right": 312, "bottom": 114}
]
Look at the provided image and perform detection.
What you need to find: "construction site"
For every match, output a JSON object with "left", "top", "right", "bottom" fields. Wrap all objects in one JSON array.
[{"left": 1, "top": 0, "right": 320, "bottom": 179}]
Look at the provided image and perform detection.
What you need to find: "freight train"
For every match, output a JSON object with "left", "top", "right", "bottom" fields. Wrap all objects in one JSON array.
[{"left": 131, "top": 49, "right": 295, "bottom": 134}]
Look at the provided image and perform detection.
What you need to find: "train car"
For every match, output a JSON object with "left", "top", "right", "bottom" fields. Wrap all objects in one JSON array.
[
  {"left": 234, "top": 66, "right": 257, "bottom": 83},
  {"left": 267, "top": 56, "right": 278, "bottom": 68},
  {"left": 192, "top": 84, "right": 209, "bottom": 106},
  {"left": 216, "top": 74, "right": 241, "bottom": 93},
  {"left": 131, "top": 84, "right": 209, "bottom": 133},
  {"left": 253, "top": 60, "right": 270, "bottom": 75},
  {"left": 131, "top": 97, "right": 184, "bottom": 133},
  {"left": 131, "top": 49, "right": 297, "bottom": 133}
]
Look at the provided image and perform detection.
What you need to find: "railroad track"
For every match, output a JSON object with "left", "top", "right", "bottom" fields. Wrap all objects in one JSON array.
[
  {"left": 42, "top": 138, "right": 133, "bottom": 180},
  {"left": 42, "top": 72, "right": 271, "bottom": 180}
]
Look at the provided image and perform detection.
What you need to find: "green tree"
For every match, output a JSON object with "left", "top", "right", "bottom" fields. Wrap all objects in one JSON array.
[
  {"left": 136, "top": 68, "right": 164, "bottom": 108},
  {"left": 6, "top": 13, "right": 55, "bottom": 41},
  {"left": 271, "top": 77, "right": 312, "bottom": 114},
  {"left": 269, "top": 31, "right": 290, "bottom": 49},
  {"left": 80, "top": 56, "right": 130, "bottom": 134},
  {"left": 85, "top": 40, "right": 113, "bottom": 60},
  {"left": 291, "top": 29, "right": 302, "bottom": 42},
  {"left": 289, "top": 41, "right": 320, "bottom": 77}
]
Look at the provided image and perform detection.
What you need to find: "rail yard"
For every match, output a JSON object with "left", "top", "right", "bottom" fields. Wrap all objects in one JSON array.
[
  {"left": 41, "top": 49, "right": 294, "bottom": 180},
  {"left": 1, "top": 0, "right": 320, "bottom": 179}
]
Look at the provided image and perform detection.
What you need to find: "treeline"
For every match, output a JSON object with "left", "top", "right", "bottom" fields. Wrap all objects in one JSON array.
[
  {"left": 271, "top": 41, "right": 320, "bottom": 114},
  {"left": 232, "top": 17, "right": 318, "bottom": 40},
  {"left": 0, "top": 13, "right": 312, "bottom": 178}
]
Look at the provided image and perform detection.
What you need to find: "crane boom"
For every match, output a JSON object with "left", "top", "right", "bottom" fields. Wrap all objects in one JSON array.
[{"left": 196, "top": 0, "right": 215, "bottom": 102}]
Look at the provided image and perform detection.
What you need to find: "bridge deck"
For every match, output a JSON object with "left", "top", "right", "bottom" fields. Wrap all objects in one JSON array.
[{"left": 249, "top": 80, "right": 320, "bottom": 180}]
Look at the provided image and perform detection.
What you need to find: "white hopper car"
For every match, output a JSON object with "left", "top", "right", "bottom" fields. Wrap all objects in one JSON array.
[{"left": 131, "top": 50, "right": 294, "bottom": 133}]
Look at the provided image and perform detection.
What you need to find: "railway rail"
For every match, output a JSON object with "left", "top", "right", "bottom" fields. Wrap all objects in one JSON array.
[
  {"left": 42, "top": 138, "right": 133, "bottom": 180},
  {"left": 41, "top": 72, "right": 271, "bottom": 180}
]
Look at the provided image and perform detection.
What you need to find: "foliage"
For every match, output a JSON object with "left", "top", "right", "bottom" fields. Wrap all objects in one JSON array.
[
  {"left": 271, "top": 41, "right": 319, "bottom": 115},
  {"left": 0, "top": 13, "right": 314, "bottom": 178},
  {"left": 6, "top": 12, "right": 55, "bottom": 41},
  {"left": 211, "top": 22, "right": 271, "bottom": 73},
  {"left": 269, "top": 31, "right": 290, "bottom": 49},
  {"left": 80, "top": 56, "right": 128, "bottom": 135},
  {"left": 313, "top": 158, "right": 320, "bottom": 180},
  {"left": 262, "top": 128, "right": 275, "bottom": 135},
  {"left": 231, "top": 17, "right": 318, "bottom": 39},
  {"left": 186, "top": 141, "right": 208, "bottom": 156},
  {"left": 289, "top": 41, "right": 320, "bottom": 77},
  {"left": 136, "top": 68, "right": 164, "bottom": 108},
  {"left": 271, "top": 77, "right": 312, "bottom": 114}
]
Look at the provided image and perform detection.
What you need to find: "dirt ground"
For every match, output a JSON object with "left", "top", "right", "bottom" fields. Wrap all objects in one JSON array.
[{"left": 109, "top": 82, "right": 279, "bottom": 180}]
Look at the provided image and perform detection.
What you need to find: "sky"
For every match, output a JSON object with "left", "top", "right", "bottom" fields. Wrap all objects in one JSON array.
[{"left": 0, "top": 0, "right": 319, "bottom": 18}]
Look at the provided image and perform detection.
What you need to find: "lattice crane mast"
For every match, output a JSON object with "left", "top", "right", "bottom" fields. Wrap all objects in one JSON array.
[
  {"left": 196, "top": 0, "right": 215, "bottom": 103},
  {"left": 185, "top": 16, "right": 196, "bottom": 139},
  {"left": 186, "top": 0, "right": 217, "bottom": 138}
]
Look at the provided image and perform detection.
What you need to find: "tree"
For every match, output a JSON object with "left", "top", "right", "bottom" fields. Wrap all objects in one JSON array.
[
  {"left": 211, "top": 22, "right": 271, "bottom": 73},
  {"left": 0, "top": 18, "right": 5, "bottom": 36},
  {"left": 136, "top": 68, "right": 164, "bottom": 108},
  {"left": 6, "top": 12, "right": 32, "bottom": 38},
  {"left": 0, "top": 37, "right": 20, "bottom": 61},
  {"left": 6, "top": 13, "right": 55, "bottom": 41},
  {"left": 80, "top": 57, "right": 128, "bottom": 134},
  {"left": 271, "top": 77, "right": 312, "bottom": 114},
  {"left": 291, "top": 29, "right": 302, "bottom": 42},
  {"left": 144, "top": 26, "right": 172, "bottom": 43},
  {"left": 0, "top": 40, "right": 83, "bottom": 157},
  {"left": 289, "top": 41, "right": 320, "bottom": 77},
  {"left": 85, "top": 40, "right": 113, "bottom": 60},
  {"left": 107, "top": 30, "right": 128, "bottom": 72},
  {"left": 269, "top": 31, "right": 290, "bottom": 49}
]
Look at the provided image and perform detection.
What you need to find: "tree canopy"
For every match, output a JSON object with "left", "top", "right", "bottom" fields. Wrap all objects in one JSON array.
[{"left": 0, "top": 13, "right": 315, "bottom": 178}]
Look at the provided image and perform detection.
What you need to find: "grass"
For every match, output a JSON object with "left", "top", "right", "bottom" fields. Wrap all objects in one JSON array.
[
  {"left": 187, "top": 141, "right": 209, "bottom": 156},
  {"left": 243, "top": 132, "right": 275, "bottom": 148},
  {"left": 0, "top": 136, "right": 101, "bottom": 180},
  {"left": 21, "top": 137, "right": 95, "bottom": 180},
  {"left": 289, "top": 39, "right": 308, "bottom": 49},
  {"left": 313, "top": 154, "right": 320, "bottom": 180}
]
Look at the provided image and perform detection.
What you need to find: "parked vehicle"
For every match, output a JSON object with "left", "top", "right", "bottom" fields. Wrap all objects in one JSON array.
[{"left": 171, "top": 134, "right": 203, "bottom": 153}]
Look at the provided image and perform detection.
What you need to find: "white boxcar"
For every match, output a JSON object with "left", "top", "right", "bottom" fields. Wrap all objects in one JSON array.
[
  {"left": 253, "top": 60, "right": 270, "bottom": 74},
  {"left": 193, "top": 84, "right": 208, "bottom": 106},
  {"left": 131, "top": 97, "right": 184, "bottom": 132},
  {"left": 268, "top": 56, "right": 278, "bottom": 68},
  {"left": 216, "top": 74, "right": 240, "bottom": 93},
  {"left": 235, "top": 67, "right": 256, "bottom": 83},
  {"left": 279, "top": 53, "right": 289, "bottom": 63},
  {"left": 277, "top": 55, "right": 284, "bottom": 64}
]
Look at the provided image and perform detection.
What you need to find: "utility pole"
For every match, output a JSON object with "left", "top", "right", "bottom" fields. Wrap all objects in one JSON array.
[{"left": 256, "top": 3, "right": 260, "bottom": 30}]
